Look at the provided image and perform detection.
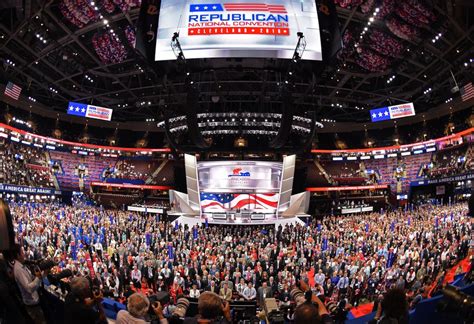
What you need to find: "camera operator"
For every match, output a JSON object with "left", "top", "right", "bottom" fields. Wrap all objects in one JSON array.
[
  {"left": 0, "top": 253, "right": 29, "bottom": 323},
  {"left": 368, "top": 288, "right": 409, "bottom": 324},
  {"left": 116, "top": 292, "right": 168, "bottom": 324},
  {"left": 10, "top": 244, "right": 47, "bottom": 324},
  {"left": 183, "top": 291, "right": 232, "bottom": 324},
  {"left": 294, "top": 280, "right": 334, "bottom": 324},
  {"left": 64, "top": 276, "right": 107, "bottom": 324}
]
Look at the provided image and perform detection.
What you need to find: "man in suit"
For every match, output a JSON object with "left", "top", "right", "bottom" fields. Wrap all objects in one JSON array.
[
  {"left": 219, "top": 282, "right": 232, "bottom": 301},
  {"left": 235, "top": 278, "right": 246, "bottom": 297},
  {"left": 274, "top": 256, "right": 284, "bottom": 272},
  {"left": 220, "top": 275, "right": 234, "bottom": 290},
  {"left": 268, "top": 276, "right": 278, "bottom": 297},
  {"left": 194, "top": 275, "right": 203, "bottom": 290},
  {"left": 206, "top": 280, "right": 219, "bottom": 294},
  {"left": 257, "top": 281, "right": 272, "bottom": 306},
  {"left": 143, "top": 261, "right": 156, "bottom": 291}
]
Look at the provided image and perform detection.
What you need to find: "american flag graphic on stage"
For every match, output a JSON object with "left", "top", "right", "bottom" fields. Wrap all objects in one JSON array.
[
  {"left": 4, "top": 81, "right": 22, "bottom": 100},
  {"left": 200, "top": 192, "right": 278, "bottom": 211},
  {"left": 460, "top": 82, "right": 474, "bottom": 102}
]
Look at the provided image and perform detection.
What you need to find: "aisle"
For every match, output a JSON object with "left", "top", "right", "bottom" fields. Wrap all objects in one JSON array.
[{"left": 443, "top": 254, "right": 471, "bottom": 284}]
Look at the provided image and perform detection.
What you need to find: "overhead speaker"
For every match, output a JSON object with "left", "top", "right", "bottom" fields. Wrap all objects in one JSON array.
[
  {"left": 269, "top": 88, "right": 293, "bottom": 149},
  {"left": 0, "top": 199, "right": 15, "bottom": 251},
  {"left": 296, "top": 111, "right": 317, "bottom": 154},
  {"left": 163, "top": 111, "right": 182, "bottom": 153},
  {"left": 185, "top": 86, "right": 211, "bottom": 149}
]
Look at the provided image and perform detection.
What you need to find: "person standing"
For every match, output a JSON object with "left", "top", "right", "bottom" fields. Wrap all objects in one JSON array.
[
  {"left": 219, "top": 282, "right": 232, "bottom": 301},
  {"left": 11, "top": 245, "right": 47, "bottom": 324},
  {"left": 242, "top": 282, "right": 256, "bottom": 301},
  {"left": 131, "top": 265, "right": 142, "bottom": 289}
]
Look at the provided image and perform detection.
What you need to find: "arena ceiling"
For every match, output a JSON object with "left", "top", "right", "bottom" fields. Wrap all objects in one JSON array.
[{"left": 0, "top": 0, "right": 473, "bottom": 125}]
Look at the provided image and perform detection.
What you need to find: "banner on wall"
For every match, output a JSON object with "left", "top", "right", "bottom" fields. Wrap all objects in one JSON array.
[
  {"left": 0, "top": 184, "right": 60, "bottom": 195},
  {"left": 370, "top": 102, "right": 415, "bottom": 122},
  {"left": 67, "top": 102, "right": 113, "bottom": 121},
  {"left": 411, "top": 173, "right": 474, "bottom": 186}
]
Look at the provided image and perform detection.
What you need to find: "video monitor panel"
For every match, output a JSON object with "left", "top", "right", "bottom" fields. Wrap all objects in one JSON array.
[
  {"left": 197, "top": 161, "right": 283, "bottom": 212},
  {"left": 155, "top": 0, "right": 322, "bottom": 61}
]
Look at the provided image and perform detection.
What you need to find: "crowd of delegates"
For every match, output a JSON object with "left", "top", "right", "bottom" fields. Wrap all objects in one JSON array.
[
  {"left": 0, "top": 140, "right": 54, "bottom": 187},
  {"left": 107, "top": 160, "right": 150, "bottom": 181},
  {"left": 424, "top": 144, "right": 471, "bottom": 178},
  {"left": 9, "top": 201, "right": 471, "bottom": 321}
]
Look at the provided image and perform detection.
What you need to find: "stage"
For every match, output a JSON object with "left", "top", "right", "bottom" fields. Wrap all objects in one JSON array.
[{"left": 169, "top": 212, "right": 308, "bottom": 227}]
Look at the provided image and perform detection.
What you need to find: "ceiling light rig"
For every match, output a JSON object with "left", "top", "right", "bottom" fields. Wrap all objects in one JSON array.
[
  {"left": 92, "top": 2, "right": 121, "bottom": 43},
  {"left": 138, "top": 101, "right": 152, "bottom": 106},
  {"left": 28, "top": 96, "right": 36, "bottom": 102},
  {"left": 445, "top": 98, "right": 452, "bottom": 103},
  {"left": 423, "top": 88, "right": 432, "bottom": 95},
  {"left": 136, "top": 64, "right": 144, "bottom": 73},
  {"left": 5, "top": 59, "right": 15, "bottom": 67},
  {"left": 35, "top": 33, "right": 47, "bottom": 44},
  {"left": 49, "top": 87, "right": 58, "bottom": 94},
  {"left": 84, "top": 74, "right": 94, "bottom": 83},
  {"left": 387, "top": 75, "right": 396, "bottom": 84},
  {"left": 354, "top": 7, "right": 379, "bottom": 48},
  {"left": 431, "top": 33, "right": 442, "bottom": 44}
]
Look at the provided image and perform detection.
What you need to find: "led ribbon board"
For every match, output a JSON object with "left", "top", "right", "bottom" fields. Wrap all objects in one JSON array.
[
  {"left": 155, "top": 0, "right": 322, "bottom": 61},
  {"left": 370, "top": 102, "right": 415, "bottom": 123},
  {"left": 67, "top": 102, "right": 113, "bottom": 121}
]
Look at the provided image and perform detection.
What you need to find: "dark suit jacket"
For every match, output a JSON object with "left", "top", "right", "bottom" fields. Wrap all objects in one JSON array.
[{"left": 207, "top": 285, "right": 219, "bottom": 294}]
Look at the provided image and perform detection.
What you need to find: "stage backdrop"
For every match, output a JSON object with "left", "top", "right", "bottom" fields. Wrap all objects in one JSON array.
[
  {"left": 197, "top": 160, "right": 283, "bottom": 212},
  {"left": 155, "top": 0, "right": 322, "bottom": 61}
]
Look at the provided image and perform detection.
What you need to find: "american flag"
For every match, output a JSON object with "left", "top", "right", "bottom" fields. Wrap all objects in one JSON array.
[
  {"left": 4, "top": 81, "right": 22, "bottom": 100},
  {"left": 190, "top": 3, "right": 287, "bottom": 13},
  {"left": 460, "top": 82, "right": 474, "bottom": 102},
  {"left": 200, "top": 192, "right": 278, "bottom": 211},
  {"left": 223, "top": 3, "right": 287, "bottom": 13}
]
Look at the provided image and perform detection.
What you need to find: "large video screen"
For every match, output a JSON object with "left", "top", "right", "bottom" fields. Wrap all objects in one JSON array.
[
  {"left": 197, "top": 161, "right": 282, "bottom": 212},
  {"left": 155, "top": 0, "right": 322, "bottom": 61}
]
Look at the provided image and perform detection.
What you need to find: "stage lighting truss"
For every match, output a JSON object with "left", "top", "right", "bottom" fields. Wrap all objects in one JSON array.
[{"left": 157, "top": 113, "right": 323, "bottom": 135}]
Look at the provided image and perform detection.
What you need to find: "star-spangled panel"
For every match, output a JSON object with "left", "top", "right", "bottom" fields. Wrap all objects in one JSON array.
[
  {"left": 67, "top": 102, "right": 88, "bottom": 117},
  {"left": 370, "top": 107, "right": 391, "bottom": 122},
  {"left": 190, "top": 4, "right": 224, "bottom": 12}
]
